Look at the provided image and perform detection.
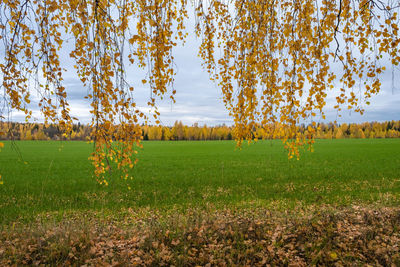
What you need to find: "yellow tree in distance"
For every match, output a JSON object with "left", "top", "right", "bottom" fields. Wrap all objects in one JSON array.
[{"left": 1, "top": 0, "right": 399, "bottom": 184}]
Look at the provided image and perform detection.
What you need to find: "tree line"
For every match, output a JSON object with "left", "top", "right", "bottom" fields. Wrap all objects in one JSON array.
[{"left": 1, "top": 120, "right": 400, "bottom": 141}]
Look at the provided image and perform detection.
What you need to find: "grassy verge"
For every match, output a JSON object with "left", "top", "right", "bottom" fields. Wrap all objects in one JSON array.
[{"left": 1, "top": 205, "right": 400, "bottom": 266}]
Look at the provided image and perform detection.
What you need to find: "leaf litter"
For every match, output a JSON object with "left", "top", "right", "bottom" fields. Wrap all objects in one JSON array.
[{"left": 1, "top": 205, "right": 400, "bottom": 266}]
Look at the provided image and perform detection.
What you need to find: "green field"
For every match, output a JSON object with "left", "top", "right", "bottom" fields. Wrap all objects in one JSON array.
[{"left": 0, "top": 139, "right": 400, "bottom": 224}]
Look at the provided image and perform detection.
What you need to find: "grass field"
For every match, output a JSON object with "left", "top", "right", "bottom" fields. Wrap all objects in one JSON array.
[{"left": 0, "top": 139, "right": 399, "bottom": 224}]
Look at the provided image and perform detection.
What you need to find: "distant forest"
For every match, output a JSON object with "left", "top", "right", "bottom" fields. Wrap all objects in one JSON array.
[{"left": 1, "top": 120, "right": 400, "bottom": 141}]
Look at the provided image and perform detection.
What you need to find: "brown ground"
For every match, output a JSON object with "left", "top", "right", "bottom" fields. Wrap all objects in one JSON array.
[{"left": 1, "top": 205, "right": 400, "bottom": 266}]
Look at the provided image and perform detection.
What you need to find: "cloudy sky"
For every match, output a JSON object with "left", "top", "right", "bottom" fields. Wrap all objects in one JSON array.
[{"left": 8, "top": 17, "right": 400, "bottom": 126}]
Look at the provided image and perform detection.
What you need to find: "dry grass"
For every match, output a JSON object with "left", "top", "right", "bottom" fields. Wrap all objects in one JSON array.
[{"left": 1, "top": 205, "right": 400, "bottom": 266}]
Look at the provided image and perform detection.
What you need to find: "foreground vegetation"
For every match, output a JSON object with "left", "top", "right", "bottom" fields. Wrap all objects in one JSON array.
[
  {"left": 1, "top": 139, "right": 399, "bottom": 265},
  {"left": 1, "top": 206, "right": 400, "bottom": 266}
]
